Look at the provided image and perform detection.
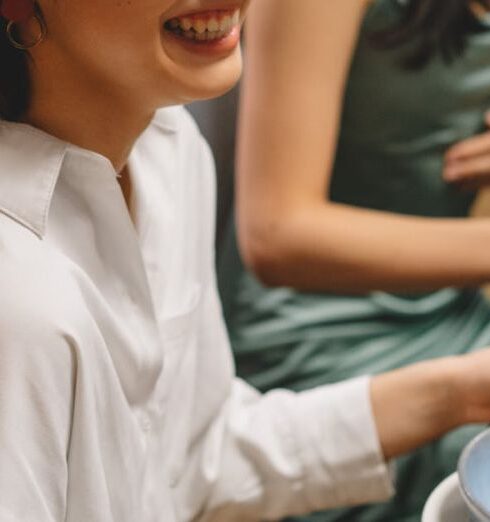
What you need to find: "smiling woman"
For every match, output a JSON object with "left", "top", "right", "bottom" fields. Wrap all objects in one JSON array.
[
  {"left": 0, "top": 0, "right": 247, "bottom": 123},
  {"left": 6, "top": 1, "right": 490, "bottom": 522}
]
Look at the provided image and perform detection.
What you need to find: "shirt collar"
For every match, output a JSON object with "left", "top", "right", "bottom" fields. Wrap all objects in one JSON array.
[
  {"left": 0, "top": 108, "right": 178, "bottom": 239},
  {"left": 0, "top": 121, "right": 69, "bottom": 238},
  {"left": 151, "top": 107, "right": 179, "bottom": 134}
]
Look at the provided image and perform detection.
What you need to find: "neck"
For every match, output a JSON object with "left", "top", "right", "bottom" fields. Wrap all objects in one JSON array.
[{"left": 25, "top": 56, "right": 154, "bottom": 174}]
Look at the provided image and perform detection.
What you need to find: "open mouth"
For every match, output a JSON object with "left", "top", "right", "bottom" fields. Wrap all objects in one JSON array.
[{"left": 164, "top": 8, "right": 240, "bottom": 43}]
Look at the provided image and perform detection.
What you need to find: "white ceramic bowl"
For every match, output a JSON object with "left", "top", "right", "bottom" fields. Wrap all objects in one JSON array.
[{"left": 422, "top": 472, "right": 470, "bottom": 522}]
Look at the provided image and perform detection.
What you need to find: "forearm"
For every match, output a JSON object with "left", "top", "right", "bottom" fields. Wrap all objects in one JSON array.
[
  {"left": 194, "top": 282, "right": 394, "bottom": 518},
  {"left": 237, "top": 0, "right": 490, "bottom": 294},
  {"left": 370, "top": 359, "right": 462, "bottom": 460},
  {"left": 371, "top": 347, "right": 490, "bottom": 459},
  {"left": 239, "top": 201, "right": 490, "bottom": 293}
]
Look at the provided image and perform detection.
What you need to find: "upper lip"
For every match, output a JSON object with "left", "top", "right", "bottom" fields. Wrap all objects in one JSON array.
[{"left": 165, "top": 2, "right": 243, "bottom": 20}]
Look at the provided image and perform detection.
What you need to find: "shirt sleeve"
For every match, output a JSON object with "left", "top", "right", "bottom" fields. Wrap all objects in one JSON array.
[
  {"left": 176, "top": 116, "right": 394, "bottom": 520},
  {"left": 181, "top": 278, "right": 394, "bottom": 522},
  {"left": 0, "top": 300, "right": 74, "bottom": 522}
]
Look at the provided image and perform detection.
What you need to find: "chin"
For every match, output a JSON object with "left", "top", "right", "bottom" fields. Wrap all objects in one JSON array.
[
  {"left": 156, "top": 4, "right": 246, "bottom": 104},
  {"left": 155, "top": 48, "right": 243, "bottom": 106},
  {"left": 186, "top": 52, "right": 243, "bottom": 101}
]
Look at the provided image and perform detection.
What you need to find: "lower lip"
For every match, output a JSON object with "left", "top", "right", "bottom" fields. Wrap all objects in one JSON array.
[{"left": 164, "top": 25, "right": 241, "bottom": 56}]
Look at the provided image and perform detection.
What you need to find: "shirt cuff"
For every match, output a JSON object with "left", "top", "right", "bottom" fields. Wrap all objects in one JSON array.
[{"left": 289, "top": 376, "right": 395, "bottom": 512}]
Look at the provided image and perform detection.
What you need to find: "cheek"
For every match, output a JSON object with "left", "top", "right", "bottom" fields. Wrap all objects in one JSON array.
[
  {"left": 46, "top": 3, "right": 166, "bottom": 83},
  {"left": 39, "top": 0, "right": 243, "bottom": 105},
  {"left": 46, "top": 0, "right": 163, "bottom": 56}
]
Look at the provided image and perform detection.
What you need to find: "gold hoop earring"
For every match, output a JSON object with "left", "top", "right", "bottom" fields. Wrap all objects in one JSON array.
[{"left": 6, "top": 13, "right": 46, "bottom": 50}]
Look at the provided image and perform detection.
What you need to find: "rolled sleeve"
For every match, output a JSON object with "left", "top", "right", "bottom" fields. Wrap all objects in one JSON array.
[
  {"left": 194, "top": 376, "right": 394, "bottom": 521},
  {"left": 288, "top": 376, "right": 395, "bottom": 512}
]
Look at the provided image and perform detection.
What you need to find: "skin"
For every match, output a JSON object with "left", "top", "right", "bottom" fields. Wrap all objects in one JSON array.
[
  {"left": 237, "top": 0, "right": 490, "bottom": 294},
  {"left": 445, "top": 112, "right": 490, "bottom": 189},
  {"left": 25, "top": 0, "right": 250, "bottom": 176},
  {"left": 371, "top": 354, "right": 490, "bottom": 459},
  {"left": 236, "top": 0, "right": 490, "bottom": 461},
  {"left": 10, "top": 0, "right": 490, "bottom": 493}
]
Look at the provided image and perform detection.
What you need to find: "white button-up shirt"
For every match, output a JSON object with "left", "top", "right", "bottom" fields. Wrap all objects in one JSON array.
[{"left": 0, "top": 107, "right": 393, "bottom": 522}]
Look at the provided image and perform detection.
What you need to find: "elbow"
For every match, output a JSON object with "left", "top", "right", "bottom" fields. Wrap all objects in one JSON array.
[
  {"left": 239, "top": 223, "right": 295, "bottom": 288},
  {"left": 245, "top": 250, "right": 285, "bottom": 288}
]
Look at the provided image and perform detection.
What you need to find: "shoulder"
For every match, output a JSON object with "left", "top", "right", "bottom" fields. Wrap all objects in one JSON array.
[
  {"left": 0, "top": 215, "right": 83, "bottom": 359},
  {"left": 148, "top": 105, "right": 217, "bottom": 262},
  {"left": 152, "top": 105, "right": 199, "bottom": 132},
  {"left": 153, "top": 105, "right": 214, "bottom": 162},
  {"left": 148, "top": 105, "right": 216, "bottom": 201},
  {"left": 0, "top": 222, "right": 75, "bottom": 468},
  {"left": 153, "top": 106, "right": 211, "bottom": 148}
]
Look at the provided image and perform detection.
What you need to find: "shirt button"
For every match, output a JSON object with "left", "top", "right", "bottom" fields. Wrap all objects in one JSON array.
[
  {"left": 169, "top": 470, "right": 179, "bottom": 488},
  {"left": 292, "top": 480, "right": 302, "bottom": 492},
  {"left": 138, "top": 413, "right": 151, "bottom": 432},
  {"left": 128, "top": 293, "right": 138, "bottom": 307},
  {"left": 158, "top": 400, "right": 166, "bottom": 415}
]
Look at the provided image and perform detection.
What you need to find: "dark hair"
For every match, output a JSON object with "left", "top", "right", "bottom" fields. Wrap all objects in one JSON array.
[
  {"left": 0, "top": 18, "right": 31, "bottom": 121},
  {"left": 371, "top": 0, "right": 487, "bottom": 69}
]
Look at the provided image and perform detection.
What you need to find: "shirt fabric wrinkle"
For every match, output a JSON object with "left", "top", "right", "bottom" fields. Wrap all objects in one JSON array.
[{"left": 0, "top": 106, "right": 393, "bottom": 522}]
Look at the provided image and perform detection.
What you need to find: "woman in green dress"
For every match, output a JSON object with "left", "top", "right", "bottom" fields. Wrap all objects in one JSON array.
[{"left": 219, "top": 0, "right": 490, "bottom": 520}]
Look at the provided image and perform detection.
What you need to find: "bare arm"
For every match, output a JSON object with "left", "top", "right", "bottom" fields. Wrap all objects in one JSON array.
[
  {"left": 371, "top": 350, "right": 490, "bottom": 460},
  {"left": 236, "top": 0, "right": 490, "bottom": 293}
]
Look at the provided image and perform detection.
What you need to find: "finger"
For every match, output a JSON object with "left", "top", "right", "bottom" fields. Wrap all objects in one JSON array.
[
  {"left": 449, "top": 172, "right": 490, "bottom": 192},
  {"left": 445, "top": 132, "right": 490, "bottom": 162},
  {"left": 443, "top": 154, "right": 490, "bottom": 182},
  {"left": 452, "top": 178, "right": 486, "bottom": 192},
  {"left": 485, "top": 110, "right": 490, "bottom": 128},
  {"left": 450, "top": 175, "right": 487, "bottom": 192}
]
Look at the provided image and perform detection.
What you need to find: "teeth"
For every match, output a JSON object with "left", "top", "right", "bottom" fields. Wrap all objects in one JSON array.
[
  {"left": 208, "top": 17, "right": 220, "bottom": 32},
  {"left": 181, "top": 18, "right": 192, "bottom": 31},
  {"left": 195, "top": 19, "right": 207, "bottom": 34},
  {"left": 219, "top": 15, "right": 232, "bottom": 31},
  {"left": 166, "top": 9, "right": 240, "bottom": 39}
]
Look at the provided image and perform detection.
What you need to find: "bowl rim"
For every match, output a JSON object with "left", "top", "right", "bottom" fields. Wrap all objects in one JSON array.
[
  {"left": 422, "top": 472, "right": 461, "bottom": 521},
  {"left": 458, "top": 427, "right": 490, "bottom": 521}
]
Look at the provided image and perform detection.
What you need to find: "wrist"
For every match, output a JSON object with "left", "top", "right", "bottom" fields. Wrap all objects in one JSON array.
[
  {"left": 441, "top": 354, "right": 489, "bottom": 427},
  {"left": 419, "top": 357, "right": 463, "bottom": 430},
  {"left": 371, "top": 359, "right": 459, "bottom": 459}
]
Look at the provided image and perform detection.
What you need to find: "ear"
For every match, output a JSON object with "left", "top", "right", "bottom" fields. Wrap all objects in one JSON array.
[{"left": 0, "top": 0, "right": 35, "bottom": 23}]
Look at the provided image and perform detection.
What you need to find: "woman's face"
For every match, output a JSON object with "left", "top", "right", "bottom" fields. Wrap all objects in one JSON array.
[{"left": 35, "top": 0, "right": 251, "bottom": 108}]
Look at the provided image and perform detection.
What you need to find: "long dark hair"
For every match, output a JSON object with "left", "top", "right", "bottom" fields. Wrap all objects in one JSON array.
[
  {"left": 0, "top": 17, "right": 31, "bottom": 121},
  {"left": 371, "top": 0, "right": 488, "bottom": 69}
]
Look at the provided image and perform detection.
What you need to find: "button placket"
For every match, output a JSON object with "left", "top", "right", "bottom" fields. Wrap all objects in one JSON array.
[{"left": 136, "top": 410, "right": 152, "bottom": 433}]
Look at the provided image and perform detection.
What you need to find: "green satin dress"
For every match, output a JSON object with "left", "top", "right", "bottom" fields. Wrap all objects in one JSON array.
[{"left": 218, "top": 1, "right": 490, "bottom": 520}]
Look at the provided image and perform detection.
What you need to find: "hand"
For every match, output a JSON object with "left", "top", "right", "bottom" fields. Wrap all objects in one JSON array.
[
  {"left": 449, "top": 349, "right": 490, "bottom": 425},
  {"left": 371, "top": 349, "right": 490, "bottom": 460},
  {"left": 444, "top": 112, "right": 490, "bottom": 190}
]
